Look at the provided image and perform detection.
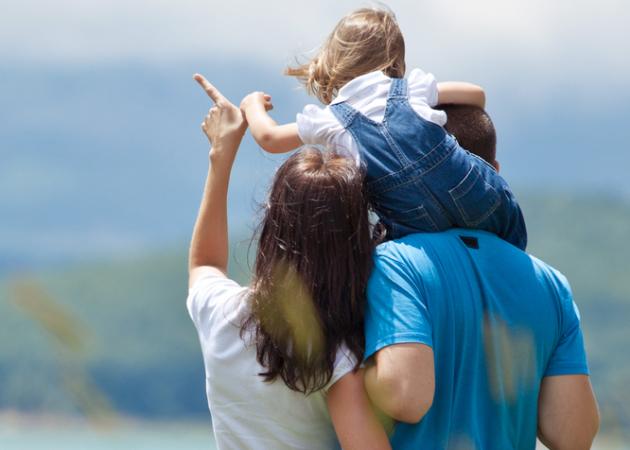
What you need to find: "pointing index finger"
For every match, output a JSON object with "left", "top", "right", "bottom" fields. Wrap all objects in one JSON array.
[{"left": 193, "top": 73, "right": 225, "bottom": 104}]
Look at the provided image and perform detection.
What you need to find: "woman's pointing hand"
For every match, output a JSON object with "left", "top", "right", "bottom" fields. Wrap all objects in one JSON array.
[{"left": 193, "top": 73, "right": 247, "bottom": 159}]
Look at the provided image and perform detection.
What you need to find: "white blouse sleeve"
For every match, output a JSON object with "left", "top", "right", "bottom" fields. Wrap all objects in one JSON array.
[
  {"left": 296, "top": 103, "right": 345, "bottom": 146},
  {"left": 186, "top": 273, "right": 248, "bottom": 330},
  {"left": 407, "top": 68, "right": 447, "bottom": 126},
  {"left": 407, "top": 68, "right": 440, "bottom": 106},
  {"left": 326, "top": 344, "right": 359, "bottom": 390}
]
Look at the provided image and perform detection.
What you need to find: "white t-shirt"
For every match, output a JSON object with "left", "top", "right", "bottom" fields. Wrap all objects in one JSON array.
[
  {"left": 186, "top": 273, "right": 357, "bottom": 450},
  {"left": 296, "top": 68, "right": 447, "bottom": 163}
]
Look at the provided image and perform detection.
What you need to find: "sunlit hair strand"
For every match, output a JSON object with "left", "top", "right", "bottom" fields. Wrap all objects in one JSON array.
[{"left": 286, "top": 6, "right": 406, "bottom": 104}]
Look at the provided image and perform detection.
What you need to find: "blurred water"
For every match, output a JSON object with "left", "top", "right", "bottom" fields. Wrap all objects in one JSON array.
[
  {"left": 2, "top": 420, "right": 625, "bottom": 450},
  {"left": 0, "top": 420, "right": 216, "bottom": 450}
]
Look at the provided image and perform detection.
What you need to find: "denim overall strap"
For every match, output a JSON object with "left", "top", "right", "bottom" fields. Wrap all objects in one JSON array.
[
  {"left": 383, "top": 77, "right": 408, "bottom": 122},
  {"left": 329, "top": 101, "right": 359, "bottom": 128},
  {"left": 388, "top": 77, "right": 407, "bottom": 99}
]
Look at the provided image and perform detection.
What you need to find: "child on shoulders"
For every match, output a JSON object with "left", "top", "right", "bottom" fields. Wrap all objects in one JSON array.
[{"left": 240, "top": 6, "right": 526, "bottom": 249}]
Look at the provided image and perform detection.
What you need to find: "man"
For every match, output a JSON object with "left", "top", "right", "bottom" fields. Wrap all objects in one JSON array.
[{"left": 363, "top": 105, "right": 599, "bottom": 449}]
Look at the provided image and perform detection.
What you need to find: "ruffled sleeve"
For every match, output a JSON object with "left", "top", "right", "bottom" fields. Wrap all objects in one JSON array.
[
  {"left": 296, "top": 103, "right": 345, "bottom": 146},
  {"left": 407, "top": 68, "right": 439, "bottom": 106},
  {"left": 407, "top": 68, "right": 447, "bottom": 126}
]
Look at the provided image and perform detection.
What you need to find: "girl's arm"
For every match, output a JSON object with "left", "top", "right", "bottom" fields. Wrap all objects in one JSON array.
[
  {"left": 188, "top": 74, "right": 246, "bottom": 288},
  {"left": 240, "top": 91, "right": 303, "bottom": 154},
  {"left": 437, "top": 82, "right": 486, "bottom": 108},
  {"left": 327, "top": 369, "right": 392, "bottom": 450}
]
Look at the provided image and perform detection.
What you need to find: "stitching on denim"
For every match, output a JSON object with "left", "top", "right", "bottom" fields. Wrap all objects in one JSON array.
[
  {"left": 368, "top": 161, "right": 454, "bottom": 228},
  {"left": 466, "top": 149, "right": 498, "bottom": 172},
  {"left": 411, "top": 171, "right": 454, "bottom": 225},
  {"left": 450, "top": 166, "right": 480, "bottom": 200},
  {"left": 399, "top": 90, "right": 446, "bottom": 136},
  {"left": 390, "top": 205, "right": 439, "bottom": 233},
  {"left": 384, "top": 78, "right": 407, "bottom": 120},
  {"left": 462, "top": 189, "right": 502, "bottom": 226},
  {"left": 388, "top": 77, "right": 407, "bottom": 98},
  {"left": 336, "top": 78, "right": 411, "bottom": 128},
  {"left": 448, "top": 167, "right": 502, "bottom": 226},
  {"left": 367, "top": 137, "right": 453, "bottom": 194},
  {"left": 380, "top": 124, "right": 411, "bottom": 165},
  {"left": 330, "top": 102, "right": 358, "bottom": 128},
  {"left": 467, "top": 193, "right": 502, "bottom": 226}
]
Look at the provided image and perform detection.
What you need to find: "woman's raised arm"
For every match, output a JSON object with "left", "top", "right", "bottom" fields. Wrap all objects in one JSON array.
[{"left": 188, "top": 74, "right": 247, "bottom": 288}]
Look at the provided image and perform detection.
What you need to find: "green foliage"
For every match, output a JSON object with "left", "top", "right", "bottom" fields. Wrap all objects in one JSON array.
[
  {"left": 0, "top": 192, "right": 628, "bottom": 436},
  {"left": 518, "top": 192, "right": 630, "bottom": 438}
]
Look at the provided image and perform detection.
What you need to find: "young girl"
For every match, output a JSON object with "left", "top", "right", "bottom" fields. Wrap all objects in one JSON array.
[{"left": 241, "top": 6, "right": 526, "bottom": 248}]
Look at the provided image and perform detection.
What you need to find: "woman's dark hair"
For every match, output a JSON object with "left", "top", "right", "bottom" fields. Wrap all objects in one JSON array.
[{"left": 241, "top": 147, "right": 374, "bottom": 394}]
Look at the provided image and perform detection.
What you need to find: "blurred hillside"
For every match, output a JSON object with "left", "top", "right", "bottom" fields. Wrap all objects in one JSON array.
[
  {"left": 2, "top": 63, "right": 629, "bottom": 269},
  {"left": 0, "top": 192, "right": 629, "bottom": 442},
  {"left": 518, "top": 192, "right": 630, "bottom": 439}
]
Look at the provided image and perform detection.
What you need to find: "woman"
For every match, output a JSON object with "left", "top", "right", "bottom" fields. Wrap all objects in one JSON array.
[{"left": 186, "top": 74, "right": 390, "bottom": 450}]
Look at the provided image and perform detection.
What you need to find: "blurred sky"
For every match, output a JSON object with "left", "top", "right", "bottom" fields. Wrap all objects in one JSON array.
[
  {"left": 2, "top": 0, "right": 630, "bottom": 264},
  {"left": 3, "top": 0, "right": 628, "bottom": 92}
]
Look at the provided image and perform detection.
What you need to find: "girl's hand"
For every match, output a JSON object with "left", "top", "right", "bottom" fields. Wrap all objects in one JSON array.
[
  {"left": 193, "top": 73, "right": 247, "bottom": 159},
  {"left": 239, "top": 90, "right": 302, "bottom": 154},
  {"left": 240, "top": 91, "right": 273, "bottom": 113}
]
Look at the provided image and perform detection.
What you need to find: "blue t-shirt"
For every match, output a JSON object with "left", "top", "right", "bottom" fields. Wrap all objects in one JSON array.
[{"left": 364, "top": 229, "right": 589, "bottom": 450}]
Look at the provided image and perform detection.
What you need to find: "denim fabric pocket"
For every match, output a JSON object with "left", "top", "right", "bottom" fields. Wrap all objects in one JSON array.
[
  {"left": 449, "top": 166, "right": 501, "bottom": 226},
  {"left": 387, "top": 204, "right": 439, "bottom": 234},
  {"left": 464, "top": 149, "right": 498, "bottom": 172}
]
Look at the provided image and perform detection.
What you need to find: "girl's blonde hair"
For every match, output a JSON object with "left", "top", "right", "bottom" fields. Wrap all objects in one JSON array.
[{"left": 286, "top": 6, "right": 406, "bottom": 105}]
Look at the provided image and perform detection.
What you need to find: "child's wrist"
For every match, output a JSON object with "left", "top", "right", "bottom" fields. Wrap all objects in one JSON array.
[{"left": 243, "top": 103, "right": 262, "bottom": 118}]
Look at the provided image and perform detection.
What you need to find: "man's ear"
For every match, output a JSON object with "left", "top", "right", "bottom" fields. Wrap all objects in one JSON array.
[{"left": 493, "top": 159, "right": 500, "bottom": 172}]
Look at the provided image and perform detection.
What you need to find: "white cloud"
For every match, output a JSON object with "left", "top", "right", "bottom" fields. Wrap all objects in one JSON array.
[
  {"left": 404, "top": 1, "right": 630, "bottom": 77},
  {"left": 1, "top": 0, "right": 628, "bottom": 100}
]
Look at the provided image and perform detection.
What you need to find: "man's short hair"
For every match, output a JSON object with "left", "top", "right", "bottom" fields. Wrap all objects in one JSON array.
[{"left": 436, "top": 104, "right": 496, "bottom": 165}]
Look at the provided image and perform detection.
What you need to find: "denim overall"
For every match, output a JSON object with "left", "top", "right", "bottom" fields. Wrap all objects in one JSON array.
[{"left": 330, "top": 77, "right": 527, "bottom": 249}]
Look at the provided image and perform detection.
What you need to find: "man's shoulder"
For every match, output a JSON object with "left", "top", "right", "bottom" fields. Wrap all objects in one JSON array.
[
  {"left": 527, "top": 253, "right": 572, "bottom": 298},
  {"left": 371, "top": 230, "right": 480, "bottom": 283},
  {"left": 375, "top": 230, "right": 570, "bottom": 288},
  {"left": 374, "top": 229, "right": 498, "bottom": 259},
  {"left": 372, "top": 232, "right": 437, "bottom": 267}
]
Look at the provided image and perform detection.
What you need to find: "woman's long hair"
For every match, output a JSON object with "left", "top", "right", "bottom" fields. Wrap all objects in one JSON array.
[{"left": 241, "top": 147, "right": 374, "bottom": 394}]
